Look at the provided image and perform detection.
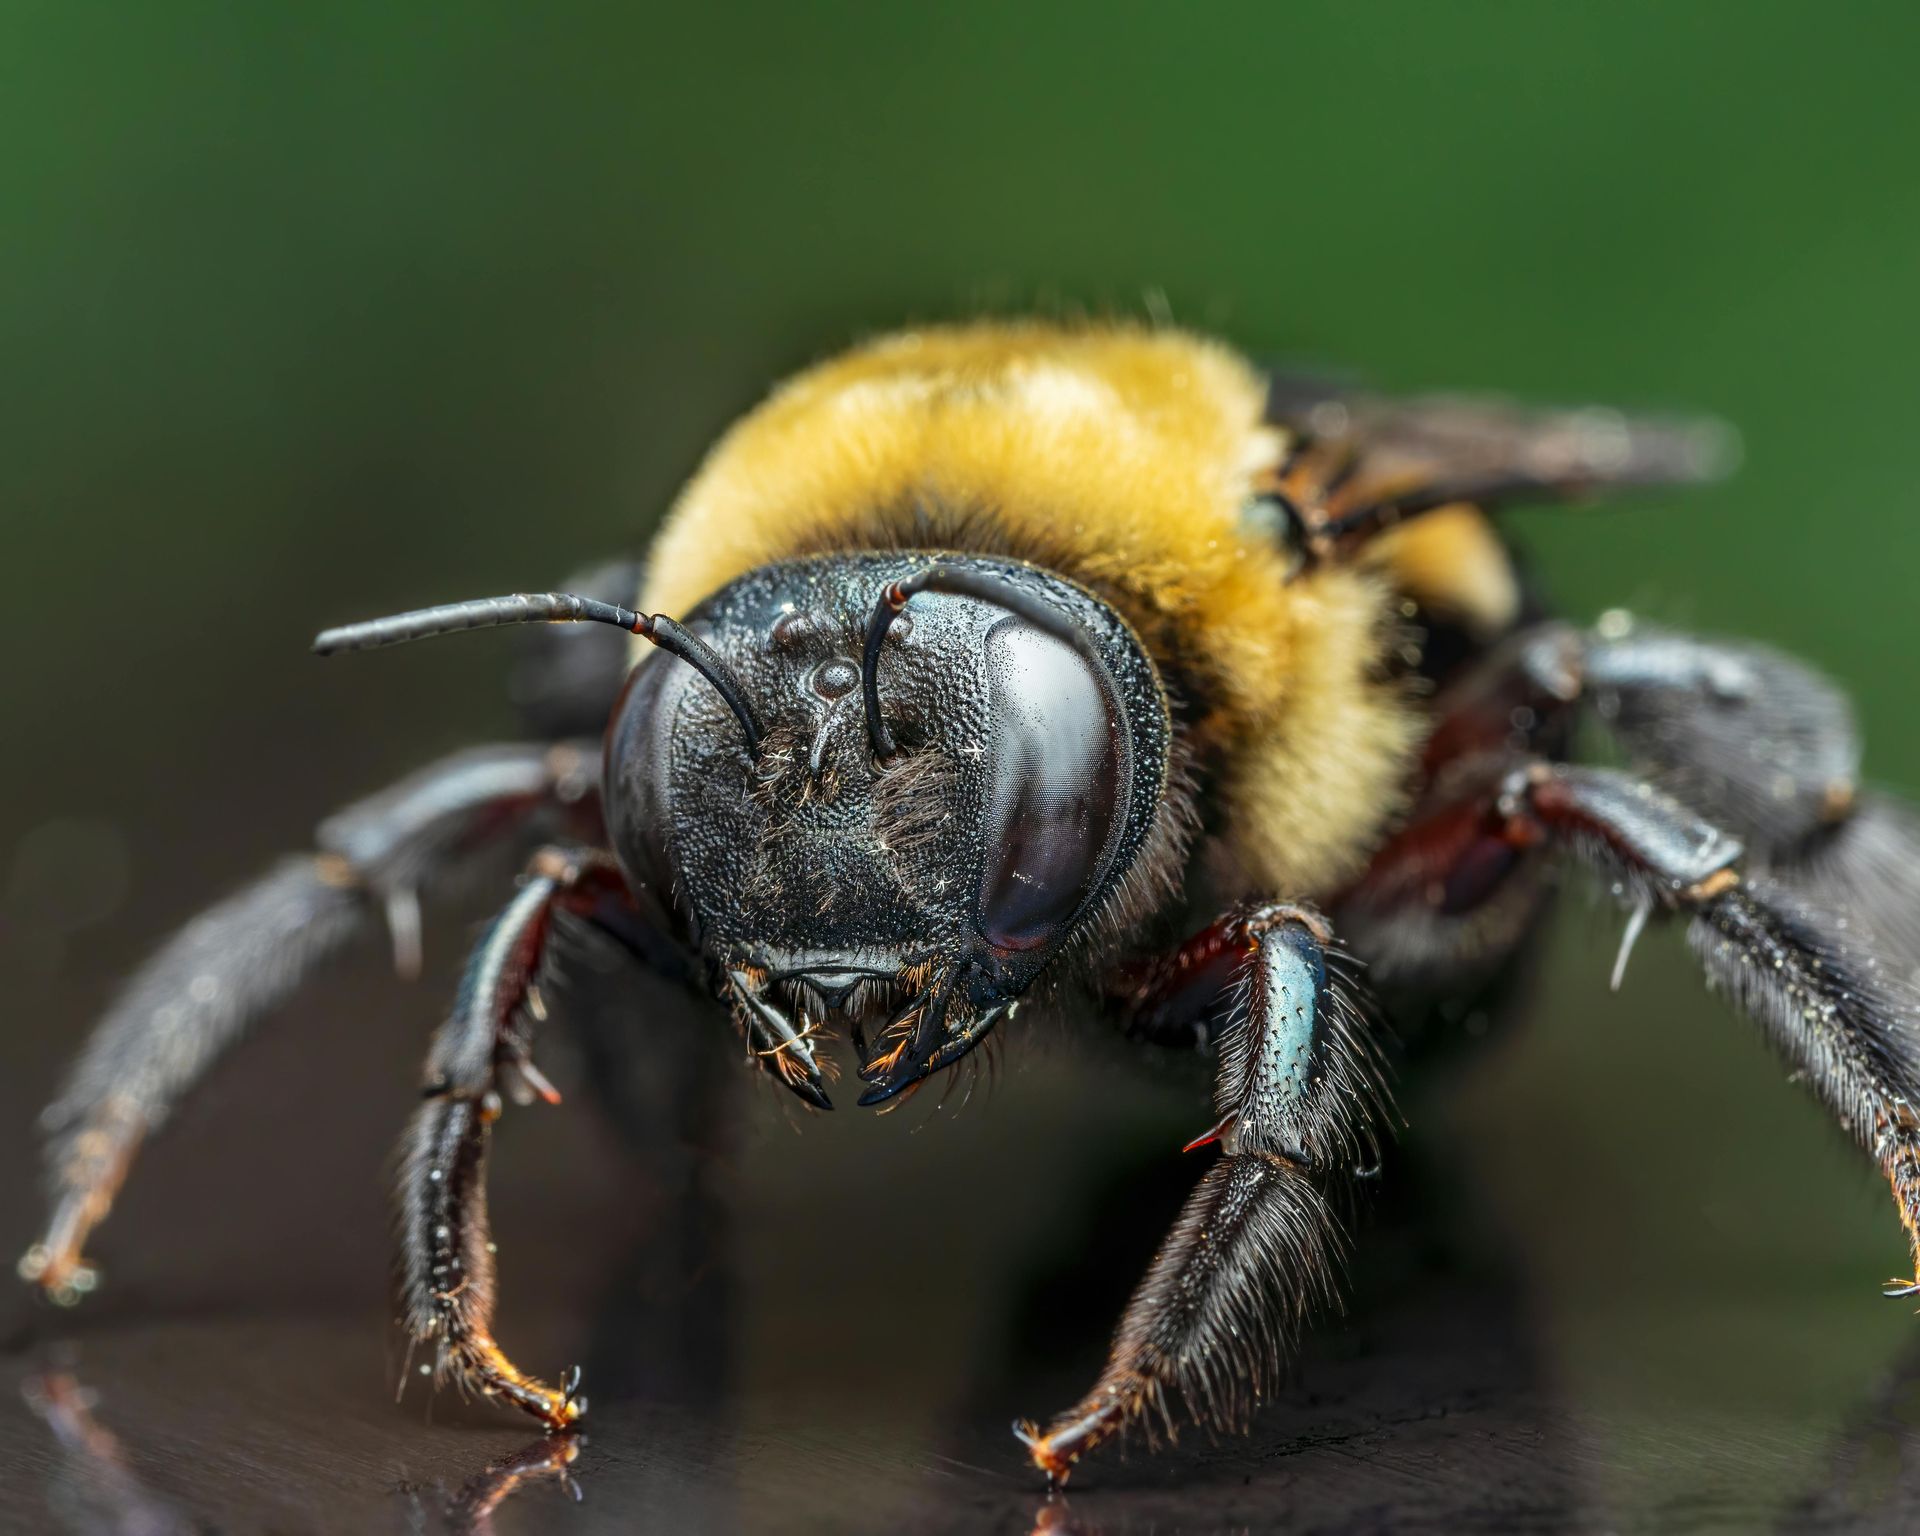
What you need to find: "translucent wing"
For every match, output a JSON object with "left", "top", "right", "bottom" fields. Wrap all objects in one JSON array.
[{"left": 1261, "top": 372, "right": 1739, "bottom": 561}]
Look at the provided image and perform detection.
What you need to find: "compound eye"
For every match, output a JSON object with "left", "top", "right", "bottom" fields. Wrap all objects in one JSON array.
[{"left": 976, "top": 618, "right": 1124, "bottom": 953}]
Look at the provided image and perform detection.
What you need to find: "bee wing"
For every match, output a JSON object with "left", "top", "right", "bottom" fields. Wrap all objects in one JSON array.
[{"left": 1262, "top": 372, "right": 1740, "bottom": 546}]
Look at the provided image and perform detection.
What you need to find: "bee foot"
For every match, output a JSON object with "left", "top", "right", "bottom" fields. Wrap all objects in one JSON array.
[
  {"left": 17, "top": 1244, "right": 101, "bottom": 1306},
  {"left": 1011, "top": 1419, "right": 1071, "bottom": 1488}
]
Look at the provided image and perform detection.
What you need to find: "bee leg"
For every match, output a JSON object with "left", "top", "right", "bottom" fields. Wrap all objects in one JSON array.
[
  {"left": 1334, "top": 743, "right": 1556, "bottom": 995},
  {"left": 1494, "top": 763, "right": 1920, "bottom": 1301},
  {"left": 20, "top": 742, "right": 601, "bottom": 1307},
  {"left": 1421, "top": 616, "right": 1865, "bottom": 846},
  {"left": 1323, "top": 620, "right": 1611, "bottom": 994},
  {"left": 400, "top": 846, "right": 631, "bottom": 1431},
  {"left": 1349, "top": 613, "right": 1913, "bottom": 990},
  {"left": 1555, "top": 618, "right": 1861, "bottom": 857},
  {"left": 1789, "top": 794, "right": 1920, "bottom": 981},
  {"left": 1021, "top": 905, "right": 1386, "bottom": 1484},
  {"left": 1111, "top": 912, "right": 1262, "bottom": 1051},
  {"left": 1556, "top": 618, "right": 1920, "bottom": 964},
  {"left": 1432, "top": 616, "right": 1915, "bottom": 903}
]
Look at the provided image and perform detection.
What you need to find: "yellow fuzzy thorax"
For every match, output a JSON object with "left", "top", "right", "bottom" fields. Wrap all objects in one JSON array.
[{"left": 639, "top": 322, "right": 1448, "bottom": 899}]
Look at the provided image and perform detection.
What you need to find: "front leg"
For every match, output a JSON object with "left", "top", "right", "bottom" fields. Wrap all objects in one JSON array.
[
  {"left": 400, "top": 846, "right": 630, "bottom": 1429},
  {"left": 1017, "top": 904, "right": 1386, "bottom": 1483}
]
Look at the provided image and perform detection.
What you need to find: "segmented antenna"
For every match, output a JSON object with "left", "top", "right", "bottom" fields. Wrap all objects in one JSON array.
[
  {"left": 313, "top": 591, "right": 763, "bottom": 750},
  {"left": 859, "top": 564, "right": 1100, "bottom": 759}
]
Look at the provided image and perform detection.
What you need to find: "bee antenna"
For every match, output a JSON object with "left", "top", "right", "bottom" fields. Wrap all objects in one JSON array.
[
  {"left": 313, "top": 591, "right": 763, "bottom": 751},
  {"left": 860, "top": 564, "right": 1098, "bottom": 759}
]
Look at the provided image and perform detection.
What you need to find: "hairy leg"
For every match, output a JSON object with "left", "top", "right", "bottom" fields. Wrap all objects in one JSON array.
[
  {"left": 1566, "top": 619, "right": 1920, "bottom": 965},
  {"left": 1493, "top": 762, "right": 1920, "bottom": 1295},
  {"left": 21, "top": 742, "right": 598, "bottom": 1303},
  {"left": 399, "top": 846, "right": 632, "bottom": 1429},
  {"left": 1019, "top": 904, "right": 1386, "bottom": 1482},
  {"left": 1344, "top": 612, "right": 1920, "bottom": 991},
  {"left": 1489, "top": 617, "right": 1862, "bottom": 856},
  {"left": 1334, "top": 747, "right": 1555, "bottom": 995},
  {"left": 1435, "top": 615, "right": 1920, "bottom": 909},
  {"left": 1342, "top": 696, "right": 1920, "bottom": 1310}
]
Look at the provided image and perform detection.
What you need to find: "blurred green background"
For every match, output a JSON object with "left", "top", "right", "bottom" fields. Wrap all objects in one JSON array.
[{"left": 4, "top": 2, "right": 1920, "bottom": 1528}]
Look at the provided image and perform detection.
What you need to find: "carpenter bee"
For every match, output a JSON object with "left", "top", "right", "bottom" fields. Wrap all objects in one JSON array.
[{"left": 23, "top": 323, "right": 1920, "bottom": 1484}]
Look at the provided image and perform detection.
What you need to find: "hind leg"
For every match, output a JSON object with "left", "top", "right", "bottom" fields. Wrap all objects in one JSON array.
[{"left": 1351, "top": 750, "right": 1920, "bottom": 1301}]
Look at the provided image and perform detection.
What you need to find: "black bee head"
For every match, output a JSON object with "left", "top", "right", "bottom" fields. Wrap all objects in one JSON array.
[{"left": 604, "top": 553, "right": 1170, "bottom": 1107}]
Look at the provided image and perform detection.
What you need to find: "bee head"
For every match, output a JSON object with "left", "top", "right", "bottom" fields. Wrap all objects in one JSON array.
[{"left": 605, "top": 554, "right": 1170, "bottom": 1106}]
